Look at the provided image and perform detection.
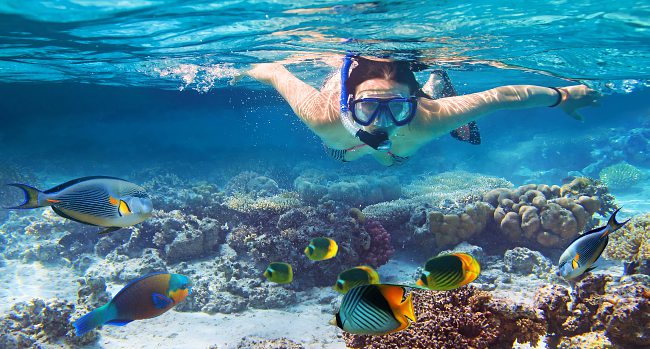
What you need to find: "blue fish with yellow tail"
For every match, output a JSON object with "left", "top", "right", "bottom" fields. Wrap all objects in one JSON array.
[
  {"left": 6, "top": 176, "right": 152, "bottom": 234},
  {"left": 331, "top": 284, "right": 416, "bottom": 335},
  {"left": 558, "top": 208, "right": 630, "bottom": 280},
  {"left": 72, "top": 273, "right": 191, "bottom": 337}
]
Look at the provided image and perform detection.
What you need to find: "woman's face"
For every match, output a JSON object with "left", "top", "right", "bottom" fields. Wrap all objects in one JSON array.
[{"left": 354, "top": 79, "right": 411, "bottom": 133}]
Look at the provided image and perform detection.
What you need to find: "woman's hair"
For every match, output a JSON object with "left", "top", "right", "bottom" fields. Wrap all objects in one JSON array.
[{"left": 345, "top": 56, "right": 423, "bottom": 97}]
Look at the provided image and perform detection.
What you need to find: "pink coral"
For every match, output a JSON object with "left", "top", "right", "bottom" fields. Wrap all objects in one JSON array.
[{"left": 361, "top": 220, "right": 395, "bottom": 268}]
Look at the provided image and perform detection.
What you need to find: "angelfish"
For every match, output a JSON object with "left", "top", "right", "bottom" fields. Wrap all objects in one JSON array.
[
  {"left": 72, "top": 273, "right": 191, "bottom": 336},
  {"left": 6, "top": 176, "right": 152, "bottom": 234},
  {"left": 558, "top": 208, "right": 629, "bottom": 280}
]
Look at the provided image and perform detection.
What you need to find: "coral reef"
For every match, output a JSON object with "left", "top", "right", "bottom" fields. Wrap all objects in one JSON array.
[
  {"left": 598, "top": 162, "right": 643, "bottom": 191},
  {"left": 428, "top": 201, "right": 493, "bottom": 248},
  {"left": 534, "top": 274, "right": 650, "bottom": 348},
  {"left": 0, "top": 298, "right": 75, "bottom": 348},
  {"left": 603, "top": 212, "right": 650, "bottom": 263},
  {"left": 363, "top": 172, "right": 512, "bottom": 250},
  {"left": 234, "top": 337, "right": 305, "bottom": 349},
  {"left": 294, "top": 173, "right": 402, "bottom": 207},
  {"left": 342, "top": 286, "right": 545, "bottom": 349},
  {"left": 503, "top": 247, "right": 553, "bottom": 276},
  {"left": 559, "top": 177, "right": 618, "bottom": 216}
]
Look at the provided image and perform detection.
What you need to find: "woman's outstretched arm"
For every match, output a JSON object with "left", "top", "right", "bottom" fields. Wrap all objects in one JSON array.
[
  {"left": 246, "top": 63, "right": 334, "bottom": 131},
  {"left": 415, "top": 85, "right": 600, "bottom": 138}
]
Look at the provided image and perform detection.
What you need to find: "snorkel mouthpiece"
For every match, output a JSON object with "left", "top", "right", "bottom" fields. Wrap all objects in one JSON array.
[
  {"left": 356, "top": 130, "right": 392, "bottom": 151},
  {"left": 340, "top": 53, "right": 392, "bottom": 151}
]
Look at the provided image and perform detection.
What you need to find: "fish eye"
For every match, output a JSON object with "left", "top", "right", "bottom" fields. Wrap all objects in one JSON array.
[
  {"left": 419, "top": 275, "right": 427, "bottom": 285},
  {"left": 336, "top": 280, "right": 344, "bottom": 289}
]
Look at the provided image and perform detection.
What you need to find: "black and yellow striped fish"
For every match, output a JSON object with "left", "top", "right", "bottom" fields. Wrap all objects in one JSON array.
[
  {"left": 415, "top": 253, "right": 480, "bottom": 290},
  {"left": 6, "top": 176, "right": 152, "bottom": 234},
  {"left": 331, "top": 284, "right": 415, "bottom": 335},
  {"left": 333, "top": 265, "right": 380, "bottom": 294}
]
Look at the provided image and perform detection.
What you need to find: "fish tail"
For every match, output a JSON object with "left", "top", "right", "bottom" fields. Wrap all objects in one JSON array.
[
  {"left": 5, "top": 183, "right": 45, "bottom": 209},
  {"left": 73, "top": 304, "right": 111, "bottom": 336},
  {"left": 606, "top": 207, "right": 630, "bottom": 235}
]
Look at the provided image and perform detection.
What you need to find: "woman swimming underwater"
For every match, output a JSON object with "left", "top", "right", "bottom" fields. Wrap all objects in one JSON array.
[{"left": 245, "top": 54, "right": 600, "bottom": 166}]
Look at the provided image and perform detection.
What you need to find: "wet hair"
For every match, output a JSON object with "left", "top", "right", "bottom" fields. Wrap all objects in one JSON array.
[{"left": 345, "top": 56, "right": 426, "bottom": 97}]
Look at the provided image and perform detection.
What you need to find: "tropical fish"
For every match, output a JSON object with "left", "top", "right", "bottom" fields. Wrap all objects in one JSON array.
[
  {"left": 333, "top": 265, "right": 380, "bottom": 294},
  {"left": 304, "top": 237, "right": 338, "bottom": 261},
  {"left": 331, "top": 284, "right": 416, "bottom": 335},
  {"left": 72, "top": 273, "right": 191, "bottom": 337},
  {"left": 6, "top": 176, "right": 152, "bottom": 234},
  {"left": 263, "top": 262, "right": 293, "bottom": 284},
  {"left": 558, "top": 208, "right": 629, "bottom": 280},
  {"left": 415, "top": 253, "right": 481, "bottom": 290}
]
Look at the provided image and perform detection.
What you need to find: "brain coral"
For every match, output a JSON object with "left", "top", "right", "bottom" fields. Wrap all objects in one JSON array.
[{"left": 603, "top": 213, "right": 650, "bottom": 262}]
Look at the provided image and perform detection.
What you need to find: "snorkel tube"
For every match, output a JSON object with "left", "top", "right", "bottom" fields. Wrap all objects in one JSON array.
[{"left": 340, "top": 54, "right": 392, "bottom": 151}]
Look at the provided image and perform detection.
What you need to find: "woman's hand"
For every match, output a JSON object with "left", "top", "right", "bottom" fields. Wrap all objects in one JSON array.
[
  {"left": 559, "top": 85, "right": 601, "bottom": 121},
  {"left": 229, "top": 62, "right": 284, "bottom": 85},
  {"left": 246, "top": 63, "right": 284, "bottom": 83}
]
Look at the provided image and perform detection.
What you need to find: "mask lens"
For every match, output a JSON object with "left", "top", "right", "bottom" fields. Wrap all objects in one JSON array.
[
  {"left": 353, "top": 101, "right": 380, "bottom": 124},
  {"left": 388, "top": 101, "right": 410, "bottom": 122}
]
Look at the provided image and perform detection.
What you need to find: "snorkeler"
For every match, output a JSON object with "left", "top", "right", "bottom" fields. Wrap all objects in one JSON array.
[{"left": 244, "top": 54, "right": 600, "bottom": 166}]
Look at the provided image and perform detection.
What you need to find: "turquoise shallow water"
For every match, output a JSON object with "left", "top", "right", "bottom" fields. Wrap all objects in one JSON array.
[{"left": 0, "top": 1, "right": 649, "bottom": 349}]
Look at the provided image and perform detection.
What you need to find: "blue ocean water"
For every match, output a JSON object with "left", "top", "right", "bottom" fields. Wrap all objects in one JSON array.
[{"left": 1, "top": 1, "right": 650, "bottom": 348}]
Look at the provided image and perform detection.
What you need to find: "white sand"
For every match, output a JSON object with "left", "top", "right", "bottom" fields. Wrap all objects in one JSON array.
[{"left": 84, "top": 306, "right": 347, "bottom": 349}]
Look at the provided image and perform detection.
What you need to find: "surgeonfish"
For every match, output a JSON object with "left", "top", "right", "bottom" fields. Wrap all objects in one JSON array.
[
  {"left": 263, "top": 262, "right": 293, "bottom": 284},
  {"left": 6, "top": 176, "right": 152, "bottom": 234},
  {"left": 333, "top": 265, "right": 380, "bottom": 294},
  {"left": 331, "top": 284, "right": 416, "bottom": 335},
  {"left": 415, "top": 253, "right": 481, "bottom": 290},
  {"left": 72, "top": 273, "right": 191, "bottom": 337},
  {"left": 558, "top": 208, "right": 629, "bottom": 280},
  {"left": 304, "top": 237, "right": 338, "bottom": 261}
]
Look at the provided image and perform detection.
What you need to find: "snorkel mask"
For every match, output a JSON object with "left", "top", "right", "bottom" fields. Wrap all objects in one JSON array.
[{"left": 340, "top": 54, "right": 392, "bottom": 151}]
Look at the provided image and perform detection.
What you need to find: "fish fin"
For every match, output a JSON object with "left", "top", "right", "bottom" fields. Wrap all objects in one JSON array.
[
  {"left": 605, "top": 207, "right": 630, "bottom": 236},
  {"left": 72, "top": 304, "right": 110, "bottom": 337},
  {"left": 456, "top": 253, "right": 481, "bottom": 286},
  {"left": 400, "top": 291, "right": 416, "bottom": 323},
  {"left": 51, "top": 206, "right": 99, "bottom": 226},
  {"left": 98, "top": 227, "right": 121, "bottom": 235},
  {"left": 5, "top": 183, "right": 43, "bottom": 209},
  {"left": 42, "top": 176, "right": 127, "bottom": 194},
  {"left": 105, "top": 319, "right": 133, "bottom": 326},
  {"left": 152, "top": 293, "right": 174, "bottom": 309}
]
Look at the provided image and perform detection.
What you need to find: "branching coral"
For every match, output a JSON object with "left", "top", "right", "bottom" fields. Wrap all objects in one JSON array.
[
  {"left": 599, "top": 162, "right": 643, "bottom": 190},
  {"left": 342, "top": 286, "right": 545, "bottom": 349},
  {"left": 603, "top": 213, "right": 650, "bottom": 263},
  {"left": 225, "top": 192, "right": 301, "bottom": 215}
]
